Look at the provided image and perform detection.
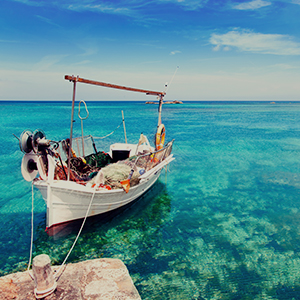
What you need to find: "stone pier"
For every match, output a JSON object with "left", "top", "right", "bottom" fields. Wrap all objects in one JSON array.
[{"left": 0, "top": 258, "right": 141, "bottom": 300}]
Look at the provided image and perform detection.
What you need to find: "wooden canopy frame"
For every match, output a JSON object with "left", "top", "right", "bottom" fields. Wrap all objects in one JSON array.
[
  {"left": 65, "top": 75, "right": 165, "bottom": 180},
  {"left": 65, "top": 75, "right": 165, "bottom": 96}
]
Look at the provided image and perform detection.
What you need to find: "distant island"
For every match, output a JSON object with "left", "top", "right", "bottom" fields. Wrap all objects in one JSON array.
[{"left": 146, "top": 100, "right": 183, "bottom": 104}]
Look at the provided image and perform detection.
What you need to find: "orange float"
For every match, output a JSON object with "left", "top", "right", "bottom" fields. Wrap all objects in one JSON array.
[{"left": 155, "top": 124, "right": 165, "bottom": 150}]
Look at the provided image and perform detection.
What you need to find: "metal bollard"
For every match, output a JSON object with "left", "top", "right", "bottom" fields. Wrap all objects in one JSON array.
[{"left": 32, "top": 254, "right": 57, "bottom": 299}]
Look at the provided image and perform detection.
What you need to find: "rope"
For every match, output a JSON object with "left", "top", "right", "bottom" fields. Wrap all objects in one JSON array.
[
  {"left": 164, "top": 66, "right": 179, "bottom": 94},
  {"left": 78, "top": 100, "right": 89, "bottom": 157},
  {"left": 27, "top": 182, "right": 96, "bottom": 281},
  {"left": 165, "top": 164, "right": 168, "bottom": 184},
  {"left": 93, "top": 121, "right": 123, "bottom": 140},
  {"left": 55, "top": 189, "right": 96, "bottom": 281},
  {"left": 27, "top": 184, "right": 35, "bottom": 280}
]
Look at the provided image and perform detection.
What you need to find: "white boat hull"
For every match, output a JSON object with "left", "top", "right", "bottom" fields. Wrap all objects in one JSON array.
[{"left": 33, "top": 156, "right": 173, "bottom": 229}]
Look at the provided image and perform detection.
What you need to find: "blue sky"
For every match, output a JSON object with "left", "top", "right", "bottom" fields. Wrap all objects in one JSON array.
[{"left": 1, "top": 0, "right": 300, "bottom": 100}]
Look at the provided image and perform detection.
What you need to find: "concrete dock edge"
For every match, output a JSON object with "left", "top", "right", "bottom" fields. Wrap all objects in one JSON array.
[{"left": 0, "top": 258, "right": 141, "bottom": 300}]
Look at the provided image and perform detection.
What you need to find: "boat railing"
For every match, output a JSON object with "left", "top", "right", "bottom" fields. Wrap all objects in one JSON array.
[
  {"left": 134, "top": 139, "right": 174, "bottom": 171},
  {"left": 54, "top": 136, "right": 173, "bottom": 177},
  {"left": 56, "top": 135, "right": 173, "bottom": 163}
]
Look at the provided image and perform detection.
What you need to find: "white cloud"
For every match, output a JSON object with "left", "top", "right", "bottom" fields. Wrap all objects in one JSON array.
[
  {"left": 233, "top": 0, "right": 271, "bottom": 10},
  {"left": 32, "top": 55, "right": 68, "bottom": 71},
  {"left": 291, "top": 0, "right": 300, "bottom": 4},
  {"left": 170, "top": 50, "right": 181, "bottom": 55},
  {"left": 10, "top": 0, "right": 210, "bottom": 15},
  {"left": 67, "top": 3, "right": 132, "bottom": 16},
  {"left": 73, "top": 60, "right": 92, "bottom": 65},
  {"left": 159, "top": 0, "right": 209, "bottom": 10},
  {"left": 76, "top": 45, "right": 99, "bottom": 57},
  {"left": 210, "top": 30, "right": 300, "bottom": 55},
  {"left": 12, "top": 0, "right": 43, "bottom": 6},
  {"left": 10, "top": 0, "right": 135, "bottom": 17},
  {"left": 268, "top": 63, "right": 299, "bottom": 70},
  {"left": 35, "top": 15, "right": 60, "bottom": 27}
]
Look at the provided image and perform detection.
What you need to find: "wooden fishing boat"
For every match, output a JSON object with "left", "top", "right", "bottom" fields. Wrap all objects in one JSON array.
[{"left": 18, "top": 75, "right": 175, "bottom": 232}]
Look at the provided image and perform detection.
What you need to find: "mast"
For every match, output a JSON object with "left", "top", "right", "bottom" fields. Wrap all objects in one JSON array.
[
  {"left": 157, "top": 94, "right": 164, "bottom": 126},
  {"left": 67, "top": 76, "right": 77, "bottom": 181}
]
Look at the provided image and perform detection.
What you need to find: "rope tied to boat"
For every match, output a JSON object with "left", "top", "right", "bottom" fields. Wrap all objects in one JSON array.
[
  {"left": 27, "top": 183, "right": 35, "bottom": 280},
  {"left": 55, "top": 189, "right": 96, "bottom": 281},
  {"left": 27, "top": 184, "right": 97, "bottom": 282}
]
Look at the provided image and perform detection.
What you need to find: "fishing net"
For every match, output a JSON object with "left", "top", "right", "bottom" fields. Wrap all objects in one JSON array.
[
  {"left": 57, "top": 139, "right": 174, "bottom": 189},
  {"left": 99, "top": 161, "right": 140, "bottom": 189},
  {"left": 85, "top": 151, "right": 112, "bottom": 168}
]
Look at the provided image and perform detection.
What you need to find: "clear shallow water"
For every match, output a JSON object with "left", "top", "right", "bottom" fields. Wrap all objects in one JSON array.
[{"left": 1, "top": 101, "right": 300, "bottom": 299}]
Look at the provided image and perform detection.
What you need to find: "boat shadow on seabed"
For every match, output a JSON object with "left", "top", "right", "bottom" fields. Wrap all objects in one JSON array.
[{"left": 36, "top": 180, "right": 172, "bottom": 239}]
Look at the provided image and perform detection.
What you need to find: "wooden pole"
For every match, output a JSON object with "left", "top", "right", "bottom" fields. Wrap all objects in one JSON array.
[
  {"left": 158, "top": 94, "right": 164, "bottom": 126},
  {"left": 65, "top": 75, "right": 165, "bottom": 97},
  {"left": 121, "top": 110, "right": 127, "bottom": 144},
  {"left": 68, "top": 76, "right": 77, "bottom": 181},
  {"left": 65, "top": 74, "right": 166, "bottom": 156},
  {"left": 78, "top": 100, "right": 89, "bottom": 157}
]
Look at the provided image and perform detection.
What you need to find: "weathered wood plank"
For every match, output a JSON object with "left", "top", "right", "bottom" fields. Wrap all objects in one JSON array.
[{"left": 65, "top": 75, "right": 165, "bottom": 96}]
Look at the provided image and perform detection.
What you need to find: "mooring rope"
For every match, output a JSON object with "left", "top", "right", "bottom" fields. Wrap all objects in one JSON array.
[
  {"left": 165, "top": 164, "right": 168, "bottom": 184},
  {"left": 55, "top": 189, "right": 96, "bottom": 281},
  {"left": 27, "top": 184, "right": 35, "bottom": 280},
  {"left": 27, "top": 181, "right": 96, "bottom": 281},
  {"left": 26, "top": 120, "right": 122, "bottom": 281}
]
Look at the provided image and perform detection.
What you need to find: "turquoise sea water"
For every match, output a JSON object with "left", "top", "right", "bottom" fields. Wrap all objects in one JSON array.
[{"left": 1, "top": 100, "right": 300, "bottom": 299}]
